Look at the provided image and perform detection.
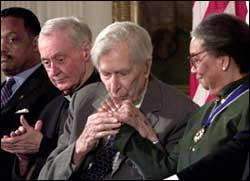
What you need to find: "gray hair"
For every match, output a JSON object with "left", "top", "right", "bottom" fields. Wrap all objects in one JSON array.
[
  {"left": 39, "top": 16, "right": 92, "bottom": 47},
  {"left": 191, "top": 13, "right": 249, "bottom": 73},
  {"left": 91, "top": 21, "right": 153, "bottom": 68}
]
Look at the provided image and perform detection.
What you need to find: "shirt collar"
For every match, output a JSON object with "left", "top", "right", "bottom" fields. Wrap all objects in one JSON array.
[
  {"left": 219, "top": 74, "right": 249, "bottom": 99},
  {"left": 6, "top": 64, "right": 41, "bottom": 93},
  {"left": 134, "top": 77, "right": 149, "bottom": 109}
]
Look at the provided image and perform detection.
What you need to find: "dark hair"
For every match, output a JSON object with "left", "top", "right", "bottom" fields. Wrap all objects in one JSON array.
[
  {"left": 192, "top": 13, "right": 249, "bottom": 73},
  {"left": 1, "top": 7, "right": 41, "bottom": 36}
]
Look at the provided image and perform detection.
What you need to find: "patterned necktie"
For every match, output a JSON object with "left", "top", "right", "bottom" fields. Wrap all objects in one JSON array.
[
  {"left": 1, "top": 78, "right": 15, "bottom": 108},
  {"left": 81, "top": 135, "right": 117, "bottom": 180}
]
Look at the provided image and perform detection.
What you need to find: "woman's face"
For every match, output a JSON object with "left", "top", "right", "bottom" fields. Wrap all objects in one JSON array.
[{"left": 189, "top": 38, "right": 222, "bottom": 91}]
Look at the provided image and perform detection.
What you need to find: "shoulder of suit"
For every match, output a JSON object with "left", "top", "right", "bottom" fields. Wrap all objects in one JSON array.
[
  {"left": 71, "top": 82, "right": 105, "bottom": 105},
  {"left": 75, "top": 82, "right": 105, "bottom": 96}
]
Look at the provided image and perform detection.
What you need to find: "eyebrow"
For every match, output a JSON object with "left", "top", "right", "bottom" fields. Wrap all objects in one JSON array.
[
  {"left": 50, "top": 53, "right": 65, "bottom": 59},
  {"left": 189, "top": 49, "right": 207, "bottom": 58},
  {"left": 1, "top": 32, "right": 18, "bottom": 38}
]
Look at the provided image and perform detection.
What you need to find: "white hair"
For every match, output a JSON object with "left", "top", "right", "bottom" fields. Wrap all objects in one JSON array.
[
  {"left": 91, "top": 21, "right": 153, "bottom": 68},
  {"left": 39, "top": 16, "right": 92, "bottom": 47}
]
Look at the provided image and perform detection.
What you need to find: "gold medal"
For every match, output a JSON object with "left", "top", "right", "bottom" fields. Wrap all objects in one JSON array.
[{"left": 193, "top": 127, "right": 206, "bottom": 143}]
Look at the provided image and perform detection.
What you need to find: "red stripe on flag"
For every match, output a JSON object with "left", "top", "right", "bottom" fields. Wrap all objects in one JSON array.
[
  {"left": 235, "top": 1, "right": 247, "bottom": 20},
  {"left": 192, "top": 1, "right": 196, "bottom": 7},
  {"left": 204, "top": 1, "right": 229, "bottom": 18}
]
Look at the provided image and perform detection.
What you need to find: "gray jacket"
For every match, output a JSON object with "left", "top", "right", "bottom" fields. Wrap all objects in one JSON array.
[{"left": 38, "top": 76, "right": 198, "bottom": 180}]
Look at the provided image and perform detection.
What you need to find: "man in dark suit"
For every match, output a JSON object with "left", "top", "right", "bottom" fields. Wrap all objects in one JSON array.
[
  {"left": 38, "top": 21, "right": 198, "bottom": 180},
  {"left": 0, "top": 7, "right": 60, "bottom": 180},
  {"left": 1, "top": 16, "right": 100, "bottom": 180}
]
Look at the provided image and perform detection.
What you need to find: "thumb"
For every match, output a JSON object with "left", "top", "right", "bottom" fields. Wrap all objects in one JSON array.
[
  {"left": 20, "top": 115, "right": 32, "bottom": 130},
  {"left": 34, "top": 120, "right": 43, "bottom": 131}
]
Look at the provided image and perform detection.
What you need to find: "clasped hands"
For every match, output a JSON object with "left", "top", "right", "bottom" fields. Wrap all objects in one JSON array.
[
  {"left": 1, "top": 115, "right": 43, "bottom": 161},
  {"left": 74, "top": 97, "right": 158, "bottom": 160}
]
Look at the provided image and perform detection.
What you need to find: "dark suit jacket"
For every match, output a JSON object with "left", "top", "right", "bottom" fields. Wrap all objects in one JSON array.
[
  {"left": 0, "top": 65, "right": 60, "bottom": 180},
  {"left": 12, "top": 94, "right": 69, "bottom": 181},
  {"left": 12, "top": 72, "right": 100, "bottom": 180},
  {"left": 38, "top": 76, "right": 198, "bottom": 180},
  {"left": 177, "top": 129, "right": 249, "bottom": 180}
]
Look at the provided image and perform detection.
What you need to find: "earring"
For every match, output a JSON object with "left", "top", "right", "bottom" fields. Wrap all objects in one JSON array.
[{"left": 222, "top": 67, "right": 226, "bottom": 71}]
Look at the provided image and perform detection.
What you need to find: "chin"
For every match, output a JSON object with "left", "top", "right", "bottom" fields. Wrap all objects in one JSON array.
[{"left": 57, "top": 84, "right": 70, "bottom": 91}]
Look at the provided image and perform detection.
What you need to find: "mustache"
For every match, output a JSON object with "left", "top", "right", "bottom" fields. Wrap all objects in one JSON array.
[{"left": 1, "top": 53, "right": 13, "bottom": 60}]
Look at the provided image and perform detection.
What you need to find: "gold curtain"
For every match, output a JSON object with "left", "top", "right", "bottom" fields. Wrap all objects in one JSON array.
[{"left": 112, "top": 1, "right": 138, "bottom": 23}]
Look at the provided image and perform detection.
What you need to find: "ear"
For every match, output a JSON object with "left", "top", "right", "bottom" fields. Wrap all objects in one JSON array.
[
  {"left": 144, "top": 59, "right": 152, "bottom": 78},
  {"left": 81, "top": 42, "right": 91, "bottom": 62},
  {"left": 32, "top": 36, "right": 39, "bottom": 52},
  {"left": 220, "top": 55, "right": 231, "bottom": 71}
]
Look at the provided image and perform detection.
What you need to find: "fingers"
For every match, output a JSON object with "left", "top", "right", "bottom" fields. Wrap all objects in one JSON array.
[
  {"left": 88, "top": 111, "right": 116, "bottom": 122},
  {"left": 10, "top": 131, "right": 17, "bottom": 137},
  {"left": 94, "top": 122, "right": 122, "bottom": 133},
  {"left": 34, "top": 120, "right": 43, "bottom": 131},
  {"left": 82, "top": 114, "right": 122, "bottom": 142},
  {"left": 1, "top": 136, "right": 39, "bottom": 154},
  {"left": 20, "top": 115, "right": 32, "bottom": 130},
  {"left": 3, "top": 135, "right": 9, "bottom": 139},
  {"left": 1, "top": 136, "right": 20, "bottom": 146},
  {"left": 87, "top": 114, "right": 121, "bottom": 131},
  {"left": 98, "top": 97, "right": 121, "bottom": 113},
  {"left": 95, "top": 129, "right": 120, "bottom": 139}
]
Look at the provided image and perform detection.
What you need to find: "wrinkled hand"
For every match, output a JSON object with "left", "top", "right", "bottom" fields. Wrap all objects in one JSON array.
[
  {"left": 97, "top": 97, "right": 121, "bottom": 113},
  {"left": 1, "top": 115, "right": 43, "bottom": 157},
  {"left": 73, "top": 111, "right": 122, "bottom": 165},
  {"left": 113, "top": 100, "right": 158, "bottom": 142}
]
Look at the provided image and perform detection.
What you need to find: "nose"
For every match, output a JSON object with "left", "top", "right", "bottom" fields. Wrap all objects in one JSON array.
[
  {"left": 49, "top": 62, "right": 60, "bottom": 77},
  {"left": 1, "top": 38, "right": 9, "bottom": 52},
  {"left": 110, "top": 74, "right": 120, "bottom": 94}
]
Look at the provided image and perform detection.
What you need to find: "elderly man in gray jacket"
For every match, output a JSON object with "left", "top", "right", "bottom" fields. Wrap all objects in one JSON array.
[{"left": 38, "top": 21, "right": 198, "bottom": 180}]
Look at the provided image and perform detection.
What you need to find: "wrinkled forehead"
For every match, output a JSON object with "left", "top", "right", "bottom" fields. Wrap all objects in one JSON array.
[{"left": 98, "top": 49, "right": 135, "bottom": 72}]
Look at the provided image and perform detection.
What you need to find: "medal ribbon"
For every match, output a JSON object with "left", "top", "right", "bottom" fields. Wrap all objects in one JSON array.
[{"left": 203, "top": 83, "right": 249, "bottom": 129}]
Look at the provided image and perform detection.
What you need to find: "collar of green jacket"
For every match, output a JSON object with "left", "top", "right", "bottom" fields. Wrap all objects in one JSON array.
[{"left": 219, "top": 74, "right": 249, "bottom": 99}]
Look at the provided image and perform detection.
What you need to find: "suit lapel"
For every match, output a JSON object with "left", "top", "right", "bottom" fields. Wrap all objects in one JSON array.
[
  {"left": 140, "top": 76, "right": 162, "bottom": 126},
  {"left": 1, "top": 65, "right": 45, "bottom": 113},
  {"left": 112, "top": 76, "right": 163, "bottom": 174}
]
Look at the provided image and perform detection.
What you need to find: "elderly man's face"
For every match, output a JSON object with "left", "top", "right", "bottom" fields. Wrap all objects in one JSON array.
[
  {"left": 98, "top": 42, "right": 150, "bottom": 103},
  {"left": 39, "top": 31, "right": 89, "bottom": 95}
]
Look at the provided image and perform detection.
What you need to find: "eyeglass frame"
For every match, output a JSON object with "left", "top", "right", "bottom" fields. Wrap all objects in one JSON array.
[{"left": 187, "top": 49, "right": 209, "bottom": 69}]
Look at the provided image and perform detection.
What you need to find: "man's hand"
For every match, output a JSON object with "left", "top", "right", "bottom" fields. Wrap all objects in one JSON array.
[
  {"left": 73, "top": 111, "right": 121, "bottom": 166},
  {"left": 114, "top": 100, "right": 158, "bottom": 142},
  {"left": 1, "top": 115, "right": 43, "bottom": 155},
  {"left": 97, "top": 97, "right": 121, "bottom": 113}
]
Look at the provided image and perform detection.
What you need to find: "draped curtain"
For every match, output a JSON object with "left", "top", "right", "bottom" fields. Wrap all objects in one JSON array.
[{"left": 112, "top": 1, "right": 138, "bottom": 23}]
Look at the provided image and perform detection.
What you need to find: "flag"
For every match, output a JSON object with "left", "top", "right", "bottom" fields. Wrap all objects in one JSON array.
[{"left": 190, "top": 1, "right": 248, "bottom": 106}]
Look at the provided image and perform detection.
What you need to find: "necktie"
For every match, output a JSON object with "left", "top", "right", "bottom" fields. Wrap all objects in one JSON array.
[
  {"left": 81, "top": 135, "right": 117, "bottom": 180},
  {"left": 1, "top": 78, "right": 15, "bottom": 108}
]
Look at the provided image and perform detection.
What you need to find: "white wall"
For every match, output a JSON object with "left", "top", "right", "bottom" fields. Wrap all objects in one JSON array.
[{"left": 1, "top": 1, "right": 112, "bottom": 82}]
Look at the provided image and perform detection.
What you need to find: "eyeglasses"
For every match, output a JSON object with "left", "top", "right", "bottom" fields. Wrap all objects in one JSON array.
[{"left": 187, "top": 50, "right": 208, "bottom": 69}]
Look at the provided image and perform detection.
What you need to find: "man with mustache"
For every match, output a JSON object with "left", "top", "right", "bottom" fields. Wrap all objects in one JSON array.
[{"left": 0, "top": 7, "right": 60, "bottom": 180}]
